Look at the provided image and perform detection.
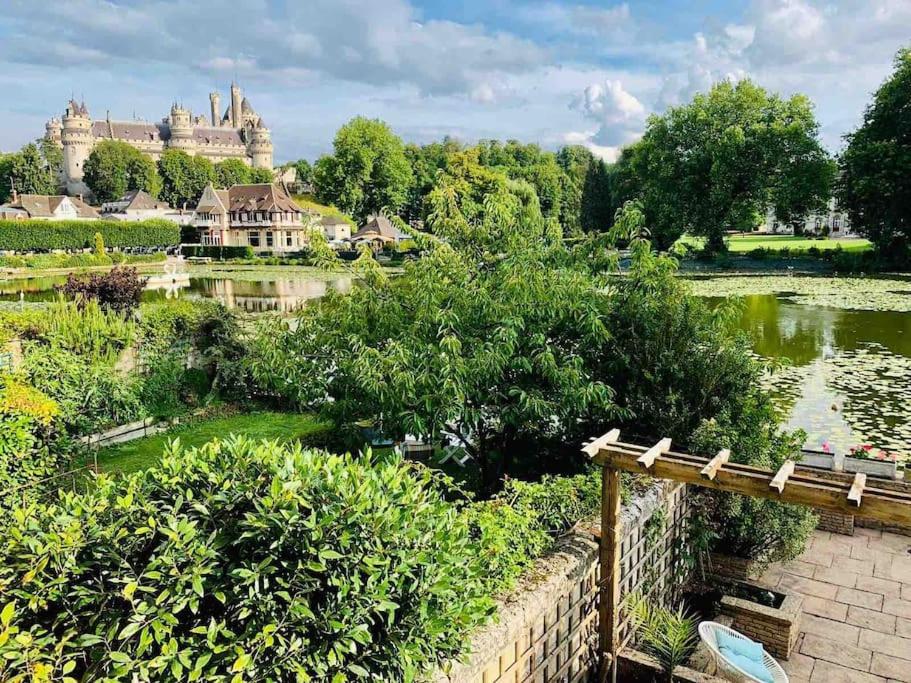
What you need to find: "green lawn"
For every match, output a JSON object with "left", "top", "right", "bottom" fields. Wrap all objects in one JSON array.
[
  {"left": 91, "top": 411, "right": 331, "bottom": 474},
  {"left": 677, "top": 234, "right": 872, "bottom": 253}
]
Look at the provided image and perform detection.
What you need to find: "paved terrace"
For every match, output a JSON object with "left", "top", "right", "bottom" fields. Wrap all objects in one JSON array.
[{"left": 758, "top": 528, "right": 911, "bottom": 683}]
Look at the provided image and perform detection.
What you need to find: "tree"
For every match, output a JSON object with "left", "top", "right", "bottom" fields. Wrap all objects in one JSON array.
[
  {"left": 313, "top": 117, "right": 413, "bottom": 223},
  {"left": 0, "top": 143, "right": 57, "bottom": 202},
  {"left": 83, "top": 140, "right": 160, "bottom": 204},
  {"left": 620, "top": 80, "right": 832, "bottom": 251},
  {"left": 292, "top": 158, "right": 313, "bottom": 185},
  {"left": 157, "top": 149, "right": 215, "bottom": 209},
  {"left": 213, "top": 158, "right": 251, "bottom": 188},
  {"left": 403, "top": 138, "right": 461, "bottom": 222},
  {"left": 248, "top": 167, "right": 274, "bottom": 184},
  {"left": 839, "top": 47, "right": 911, "bottom": 264}
]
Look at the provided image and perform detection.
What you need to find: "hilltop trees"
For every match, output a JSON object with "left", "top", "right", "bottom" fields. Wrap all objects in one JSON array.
[
  {"left": 839, "top": 48, "right": 911, "bottom": 264},
  {"left": 314, "top": 117, "right": 413, "bottom": 223},
  {"left": 0, "top": 142, "right": 58, "bottom": 202},
  {"left": 213, "top": 158, "right": 252, "bottom": 188},
  {"left": 83, "top": 140, "right": 161, "bottom": 204},
  {"left": 618, "top": 80, "right": 833, "bottom": 251},
  {"left": 157, "top": 149, "right": 215, "bottom": 209}
]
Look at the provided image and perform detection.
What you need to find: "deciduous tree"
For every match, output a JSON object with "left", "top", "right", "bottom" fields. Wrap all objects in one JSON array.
[
  {"left": 213, "top": 158, "right": 251, "bottom": 188},
  {"left": 83, "top": 140, "right": 161, "bottom": 204},
  {"left": 157, "top": 149, "right": 215, "bottom": 209},
  {"left": 0, "top": 143, "right": 57, "bottom": 201}
]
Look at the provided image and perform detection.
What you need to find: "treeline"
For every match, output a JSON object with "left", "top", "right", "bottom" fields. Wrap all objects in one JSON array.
[{"left": 0, "top": 218, "right": 179, "bottom": 251}]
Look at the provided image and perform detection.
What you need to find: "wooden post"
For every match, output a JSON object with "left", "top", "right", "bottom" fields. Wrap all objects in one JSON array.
[{"left": 600, "top": 465, "right": 622, "bottom": 683}]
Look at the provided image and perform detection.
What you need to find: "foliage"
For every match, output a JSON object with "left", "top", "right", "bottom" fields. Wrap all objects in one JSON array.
[
  {"left": 0, "top": 251, "right": 165, "bottom": 270},
  {"left": 157, "top": 149, "right": 215, "bottom": 209},
  {"left": 291, "top": 158, "right": 313, "bottom": 185},
  {"left": 555, "top": 145, "right": 615, "bottom": 234},
  {"left": 402, "top": 138, "right": 461, "bottom": 221},
  {"left": 180, "top": 244, "right": 255, "bottom": 260},
  {"left": 628, "top": 596, "right": 699, "bottom": 681},
  {"left": 0, "top": 440, "right": 496, "bottom": 682},
  {"left": 0, "top": 143, "right": 57, "bottom": 202},
  {"left": 31, "top": 300, "right": 135, "bottom": 363},
  {"left": 83, "top": 140, "right": 161, "bottom": 204},
  {"left": 213, "top": 157, "right": 252, "bottom": 188},
  {"left": 58, "top": 266, "right": 147, "bottom": 314},
  {"left": 617, "top": 80, "right": 833, "bottom": 251},
  {"left": 838, "top": 48, "right": 911, "bottom": 266},
  {"left": 248, "top": 167, "right": 274, "bottom": 184},
  {"left": 0, "top": 218, "right": 178, "bottom": 251},
  {"left": 314, "top": 117, "right": 413, "bottom": 223}
]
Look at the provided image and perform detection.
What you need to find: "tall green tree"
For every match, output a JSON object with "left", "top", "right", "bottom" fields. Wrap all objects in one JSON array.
[
  {"left": 83, "top": 140, "right": 160, "bottom": 204},
  {"left": 291, "top": 158, "right": 313, "bottom": 186},
  {"left": 403, "top": 138, "right": 462, "bottom": 222},
  {"left": 157, "top": 149, "right": 215, "bottom": 209},
  {"left": 0, "top": 143, "right": 57, "bottom": 202},
  {"left": 213, "top": 158, "right": 252, "bottom": 188},
  {"left": 839, "top": 47, "right": 911, "bottom": 264},
  {"left": 313, "top": 117, "right": 413, "bottom": 223},
  {"left": 621, "top": 80, "right": 832, "bottom": 251},
  {"left": 555, "top": 146, "right": 615, "bottom": 234},
  {"left": 248, "top": 167, "right": 274, "bottom": 184}
]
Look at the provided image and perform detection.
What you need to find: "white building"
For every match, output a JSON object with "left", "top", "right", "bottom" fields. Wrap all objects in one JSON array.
[
  {"left": 763, "top": 198, "right": 854, "bottom": 238},
  {"left": 0, "top": 192, "right": 99, "bottom": 220},
  {"left": 319, "top": 215, "right": 352, "bottom": 242}
]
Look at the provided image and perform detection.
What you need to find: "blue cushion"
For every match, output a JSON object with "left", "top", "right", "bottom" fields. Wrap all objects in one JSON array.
[
  {"left": 719, "top": 647, "right": 774, "bottom": 683},
  {"left": 716, "top": 630, "right": 765, "bottom": 662}
]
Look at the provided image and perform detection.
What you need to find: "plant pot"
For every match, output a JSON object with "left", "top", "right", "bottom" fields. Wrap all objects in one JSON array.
[
  {"left": 798, "top": 450, "right": 835, "bottom": 471},
  {"left": 708, "top": 553, "right": 762, "bottom": 582},
  {"left": 720, "top": 581, "right": 802, "bottom": 659},
  {"left": 843, "top": 455, "right": 899, "bottom": 480}
]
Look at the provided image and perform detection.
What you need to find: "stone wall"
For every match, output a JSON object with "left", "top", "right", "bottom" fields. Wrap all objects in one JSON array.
[
  {"left": 720, "top": 591, "right": 802, "bottom": 659},
  {"left": 816, "top": 510, "right": 855, "bottom": 535},
  {"left": 430, "top": 482, "right": 691, "bottom": 683}
]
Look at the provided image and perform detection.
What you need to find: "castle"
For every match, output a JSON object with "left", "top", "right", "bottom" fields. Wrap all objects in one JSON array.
[{"left": 45, "top": 83, "right": 273, "bottom": 196}]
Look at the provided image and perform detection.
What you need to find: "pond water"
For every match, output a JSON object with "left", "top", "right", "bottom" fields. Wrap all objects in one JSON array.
[
  {"left": 0, "top": 266, "right": 354, "bottom": 314},
  {"left": 707, "top": 289, "right": 911, "bottom": 461}
]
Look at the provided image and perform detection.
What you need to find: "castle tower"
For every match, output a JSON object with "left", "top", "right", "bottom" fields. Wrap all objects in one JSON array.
[
  {"left": 44, "top": 117, "right": 62, "bottom": 146},
  {"left": 209, "top": 91, "right": 221, "bottom": 127},
  {"left": 168, "top": 103, "right": 195, "bottom": 153},
  {"left": 61, "top": 100, "right": 93, "bottom": 195},
  {"left": 230, "top": 82, "right": 242, "bottom": 128},
  {"left": 249, "top": 120, "right": 273, "bottom": 170}
]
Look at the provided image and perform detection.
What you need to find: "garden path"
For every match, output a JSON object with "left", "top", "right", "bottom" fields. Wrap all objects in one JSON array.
[{"left": 759, "top": 528, "right": 911, "bottom": 683}]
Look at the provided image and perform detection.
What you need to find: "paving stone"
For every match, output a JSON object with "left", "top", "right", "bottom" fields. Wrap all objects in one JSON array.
[
  {"left": 784, "top": 560, "right": 821, "bottom": 579},
  {"left": 782, "top": 651, "right": 815, "bottom": 680},
  {"left": 859, "top": 628, "right": 911, "bottom": 661},
  {"left": 813, "top": 537, "right": 855, "bottom": 556},
  {"left": 803, "top": 595, "right": 848, "bottom": 621},
  {"left": 802, "top": 613, "right": 860, "bottom": 645},
  {"left": 848, "top": 606, "right": 897, "bottom": 634},
  {"left": 897, "top": 617, "right": 911, "bottom": 639},
  {"left": 840, "top": 557, "right": 877, "bottom": 577},
  {"left": 815, "top": 565, "right": 860, "bottom": 588},
  {"left": 904, "top": 584, "right": 911, "bottom": 601},
  {"left": 857, "top": 575, "right": 904, "bottom": 597},
  {"left": 808, "top": 659, "right": 883, "bottom": 682},
  {"left": 838, "top": 586, "right": 885, "bottom": 610},
  {"left": 871, "top": 653, "right": 911, "bottom": 682},
  {"left": 891, "top": 559, "right": 911, "bottom": 584},
  {"left": 857, "top": 528, "right": 884, "bottom": 539},
  {"left": 800, "top": 548, "right": 835, "bottom": 567},
  {"left": 883, "top": 600, "right": 911, "bottom": 620},
  {"left": 800, "top": 633, "right": 873, "bottom": 671},
  {"left": 880, "top": 533, "right": 911, "bottom": 555},
  {"left": 780, "top": 573, "right": 840, "bottom": 600}
]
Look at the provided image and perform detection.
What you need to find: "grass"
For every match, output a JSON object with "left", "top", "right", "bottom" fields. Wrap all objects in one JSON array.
[
  {"left": 292, "top": 194, "right": 356, "bottom": 226},
  {"left": 677, "top": 233, "right": 873, "bottom": 253},
  {"left": 91, "top": 411, "right": 332, "bottom": 474}
]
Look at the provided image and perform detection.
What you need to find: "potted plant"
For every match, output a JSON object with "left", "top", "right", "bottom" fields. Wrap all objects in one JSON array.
[
  {"left": 628, "top": 596, "right": 700, "bottom": 683},
  {"left": 798, "top": 440, "right": 835, "bottom": 470},
  {"left": 843, "top": 444, "right": 899, "bottom": 479}
]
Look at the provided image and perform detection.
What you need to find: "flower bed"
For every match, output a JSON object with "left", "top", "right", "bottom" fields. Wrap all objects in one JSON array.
[{"left": 844, "top": 444, "right": 900, "bottom": 479}]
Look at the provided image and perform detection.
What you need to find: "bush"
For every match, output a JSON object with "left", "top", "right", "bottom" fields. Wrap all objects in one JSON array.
[
  {"left": 0, "top": 218, "right": 179, "bottom": 251},
  {"left": 0, "top": 440, "right": 496, "bottom": 681},
  {"left": 28, "top": 300, "right": 135, "bottom": 364},
  {"left": 181, "top": 244, "right": 254, "bottom": 260},
  {"left": 58, "top": 266, "right": 147, "bottom": 314}
]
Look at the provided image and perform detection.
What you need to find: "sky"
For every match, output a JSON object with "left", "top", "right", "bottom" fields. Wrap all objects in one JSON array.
[{"left": 1, "top": 0, "right": 909, "bottom": 164}]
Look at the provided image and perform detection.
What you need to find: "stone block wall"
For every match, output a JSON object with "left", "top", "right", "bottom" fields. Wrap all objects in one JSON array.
[
  {"left": 431, "top": 482, "right": 691, "bottom": 683},
  {"left": 816, "top": 510, "right": 854, "bottom": 535},
  {"left": 720, "top": 591, "right": 802, "bottom": 659}
]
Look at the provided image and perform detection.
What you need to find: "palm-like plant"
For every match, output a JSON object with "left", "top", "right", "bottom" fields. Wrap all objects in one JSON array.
[{"left": 628, "top": 595, "right": 699, "bottom": 682}]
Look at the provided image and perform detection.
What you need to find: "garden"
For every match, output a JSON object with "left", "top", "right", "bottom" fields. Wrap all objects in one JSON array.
[{"left": 0, "top": 187, "right": 822, "bottom": 682}]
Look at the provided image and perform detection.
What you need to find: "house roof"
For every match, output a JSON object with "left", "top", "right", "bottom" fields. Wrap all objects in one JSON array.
[
  {"left": 352, "top": 215, "right": 406, "bottom": 241},
  {"left": 195, "top": 183, "right": 300, "bottom": 214},
  {"left": 9, "top": 194, "right": 99, "bottom": 219},
  {"left": 93, "top": 120, "right": 168, "bottom": 143},
  {"left": 118, "top": 189, "right": 171, "bottom": 211},
  {"left": 319, "top": 215, "right": 349, "bottom": 226}
]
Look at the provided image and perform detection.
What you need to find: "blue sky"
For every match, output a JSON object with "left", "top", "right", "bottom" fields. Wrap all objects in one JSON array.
[{"left": 1, "top": 0, "right": 908, "bottom": 163}]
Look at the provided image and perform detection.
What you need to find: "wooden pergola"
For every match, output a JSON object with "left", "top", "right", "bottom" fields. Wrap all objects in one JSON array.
[{"left": 582, "top": 428, "right": 911, "bottom": 683}]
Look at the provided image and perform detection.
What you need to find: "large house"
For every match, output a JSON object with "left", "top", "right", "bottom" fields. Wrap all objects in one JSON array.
[
  {"left": 319, "top": 215, "right": 352, "bottom": 242},
  {"left": 762, "top": 198, "right": 854, "bottom": 238},
  {"left": 193, "top": 183, "right": 308, "bottom": 254},
  {"left": 45, "top": 83, "right": 273, "bottom": 196},
  {"left": 100, "top": 189, "right": 174, "bottom": 221},
  {"left": 0, "top": 192, "right": 99, "bottom": 220}
]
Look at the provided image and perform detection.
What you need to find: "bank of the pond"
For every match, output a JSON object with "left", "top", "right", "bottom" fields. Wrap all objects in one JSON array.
[{"left": 90, "top": 411, "right": 332, "bottom": 473}]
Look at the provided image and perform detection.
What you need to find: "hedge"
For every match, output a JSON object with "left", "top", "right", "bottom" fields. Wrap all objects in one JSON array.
[
  {"left": 181, "top": 244, "right": 255, "bottom": 260},
  {"left": 0, "top": 218, "right": 179, "bottom": 251}
]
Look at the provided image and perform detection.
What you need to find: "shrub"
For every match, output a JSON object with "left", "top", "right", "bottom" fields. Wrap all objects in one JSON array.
[
  {"left": 0, "top": 440, "right": 495, "bottom": 681},
  {"left": 628, "top": 595, "right": 699, "bottom": 682},
  {"left": 0, "top": 218, "right": 178, "bottom": 251},
  {"left": 58, "top": 267, "right": 147, "bottom": 314},
  {"left": 31, "top": 300, "right": 135, "bottom": 363}
]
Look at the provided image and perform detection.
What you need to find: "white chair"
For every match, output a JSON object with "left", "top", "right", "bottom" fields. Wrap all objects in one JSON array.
[{"left": 698, "top": 622, "right": 788, "bottom": 683}]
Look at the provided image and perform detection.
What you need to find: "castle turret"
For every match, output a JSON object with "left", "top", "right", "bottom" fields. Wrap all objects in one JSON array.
[
  {"left": 209, "top": 92, "right": 221, "bottom": 127},
  {"left": 168, "top": 103, "right": 195, "bottom": 153},
  {"left": 230, "top": 82, "right": 242, "bottom": 128},
  {"left": 249, "top": 120, "right": 273, "bottom": 170},
  {"left": 44, "top": 117, "right": 62, "bottom": 146},
  {"left": 61, "top": 100, "right": 93, "bottom": 195}
]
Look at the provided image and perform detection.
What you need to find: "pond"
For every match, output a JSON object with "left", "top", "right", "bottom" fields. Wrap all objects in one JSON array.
[
  {"left": 690, "top": 276, "right": 911, "bottom": 462},
  {"left": 0, "top": 265, "right": 354, "bottom": 314}
]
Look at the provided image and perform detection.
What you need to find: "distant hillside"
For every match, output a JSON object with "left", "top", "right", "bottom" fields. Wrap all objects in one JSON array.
[{"left": 292, "top": 194, "right": 356, "bottom": 226}]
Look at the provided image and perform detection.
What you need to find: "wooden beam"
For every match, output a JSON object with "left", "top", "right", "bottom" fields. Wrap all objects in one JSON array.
[
  {"left": 770, "top": 460, "right": 796, "bottom": 493},
  {"left": 637, "top": 437, "right": 672, "bottom": 469},
  {"left": 588, "top": 438, "right": 911, "bottom": 526},
  {"left": 700, "top": 449, "right": 730, "bottom": 481},
  {"left": 582, "top": 428, "right": 620, "bottom": 458},
  {"left": 599, "top": 466, "right": 622, "bottom": 683},
  {"left": 848, "top": 472, "right": 866, "bottom": 507}
]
